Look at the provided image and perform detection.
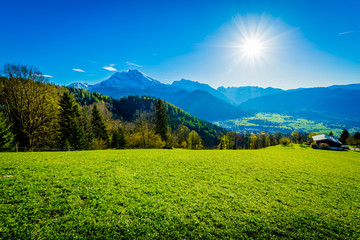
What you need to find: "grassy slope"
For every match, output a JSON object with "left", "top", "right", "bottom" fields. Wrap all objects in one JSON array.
[{"left": 1, "top": 147, "right": 359, "bottom": 239}]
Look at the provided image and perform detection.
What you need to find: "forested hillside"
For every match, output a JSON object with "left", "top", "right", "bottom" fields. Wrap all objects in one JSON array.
[
  {"left": 67, "top": 87, "right": 228, "bottom": 147},
  {"left": 0, "top": 64, "right": 229, "bottom": 150}
]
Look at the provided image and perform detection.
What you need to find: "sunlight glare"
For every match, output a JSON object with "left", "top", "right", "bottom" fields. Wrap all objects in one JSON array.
[
  {"left": 224, "top": 14, "right": 290, "bottom": 68},
  {"left": 242, "top": 38, "right": 264, "bottom": 57}
]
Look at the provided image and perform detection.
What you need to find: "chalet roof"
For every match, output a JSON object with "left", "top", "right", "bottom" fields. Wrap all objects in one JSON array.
[{"left": 312, "top": 134, "right": 342, "bottom": 145}]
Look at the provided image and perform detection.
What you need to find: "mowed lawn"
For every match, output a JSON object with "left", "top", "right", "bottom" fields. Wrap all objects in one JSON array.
[{"left": 1, "top": 146, "right": 359, "bottom": 239}]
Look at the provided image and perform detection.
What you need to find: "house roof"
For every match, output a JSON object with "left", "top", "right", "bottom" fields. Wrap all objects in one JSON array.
[{"left": 312, "top": 134, "right": 342, "bottom": 145}]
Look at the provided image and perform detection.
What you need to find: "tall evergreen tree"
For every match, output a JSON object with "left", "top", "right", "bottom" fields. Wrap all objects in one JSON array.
[
  {"left": 354, "top": 132, "right": 360, "bottom": 140},
  {"left": 0, "top": 111, "right": 14, "bottom": 151},
  {"left": 339, "top": 129, "right": 350, "bottom": 145},
  {"left": 110, "top": 127, "right": 126, "bottom": 149},
  {"left": 155, "top": 99, "right": 168, "bottom": 142},
  {"left": 353, "top": 132, "right": 360, "bottom": 148},
  {"left": 72, "top": 122, "right": 87, "bottom": 150},
  {"left": 79, "top": 107, "right": 94, "bottom": 147},
  {"left": 329, "top": 131, "right": 333, "bottom": 137},
  {"left": 91, "top": 104, "right": 109, "bottom": 145},
  {"left": 59, "top": 91, "right": 86, "bottom": 150}
]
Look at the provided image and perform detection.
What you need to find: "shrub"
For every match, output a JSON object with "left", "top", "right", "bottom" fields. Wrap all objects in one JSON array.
[
  {"left": 320, "top": 143, "right": 329, "bottom": 149},
  {"left": 311, "top": 142, "right": 317, "bottom": 149},
  {"left": 300, "top": 143, "right": 309, "bottom": 148},
  {"left": 91, "top": 138, "right": 108, "bottom": 150},
  {"left": 279, "top": 137, "right": 291, "bottom": 146},
  {"left": 127, "top": 131, "right": 165, "bottom": 149},
  {"left": 180, "top": 141, "right": 187, "bottom": 148}
]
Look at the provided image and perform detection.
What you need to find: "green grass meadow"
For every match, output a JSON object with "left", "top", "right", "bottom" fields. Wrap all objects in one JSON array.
[{"left": 1, "top": 146, "right": 360, "bottom": 239}]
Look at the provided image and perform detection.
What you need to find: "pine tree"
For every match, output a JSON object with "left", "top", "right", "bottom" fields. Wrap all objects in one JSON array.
[
  {"left": 354, "top": 132, "right": 360, "bottom": 140},
  {"left": 91, "top": 104, "right": 109, "bottom": 146},
  {"left": 79, "top": 107, "right": 94, "bottom": 147},
  {"left": 339, "top": 129, "right": 349, "bottom": 145},
  {"left": 353, "top": 132, "right": 360, "bottom": 148},
  {"left": 0, "top": 112, "right": 14, "bottom": 151},
  {"left": 329, "top": 131, "right": 333, "bottom": 137},
  {"left": 72, "top": 121, "right": 87, "bottom": 150},
  {"left": 155, "top": 99, "right": 168, "bottom": 143},
  {"left": 59, "top": 91, "right": 86, "bottom": 150},
  {"left": 110, "top": 131, "right": 119, "bottom": 149},
  {"left": 110, "top": 127, "right": 126, "bottom": 149}
]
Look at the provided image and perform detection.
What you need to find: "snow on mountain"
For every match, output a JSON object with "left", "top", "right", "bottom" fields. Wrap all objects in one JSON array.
[
  {"left": 68, "top": 82, "right": 90, "bottom": 89},
  {"left": 92, "top": 69, "right": 163, "bottom": 89}
]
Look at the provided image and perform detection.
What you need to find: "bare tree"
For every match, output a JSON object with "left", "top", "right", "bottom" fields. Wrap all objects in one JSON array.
[{"left": 0, "top": 63, "right": 60, "bottom": 150}]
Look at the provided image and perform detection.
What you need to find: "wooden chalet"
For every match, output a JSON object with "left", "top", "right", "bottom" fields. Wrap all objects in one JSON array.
[{"left": 312, "top": 134, "right": 342, "bottom": 148}]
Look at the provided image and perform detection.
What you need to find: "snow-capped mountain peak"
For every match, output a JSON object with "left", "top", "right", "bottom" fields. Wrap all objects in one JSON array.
[
  {"left": 68, "top": 82, "right": 90, "bottom": 89},
  {"left": 93, "top": 69, "right": 162, "bottom": 89}
]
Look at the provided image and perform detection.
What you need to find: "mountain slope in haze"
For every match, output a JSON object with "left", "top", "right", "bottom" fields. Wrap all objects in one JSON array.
[
  {"left": 327, "top": 83, "right": 360, "bottom": 90},
  {"left": 177, "top": 90, "right": 245, "bottom": 121},
  {"left": 217, "top": 86, "right": 285, "bottom": 105},
  {"left": 239, "top": 88, "right": 360, "bottom": 121},
  {"left": 172, "top": 79, "right": 232, "bottom": 104}
]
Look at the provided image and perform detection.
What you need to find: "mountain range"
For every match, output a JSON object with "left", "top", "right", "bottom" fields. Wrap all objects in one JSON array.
[{"left": 69, "top": 69, "right": 360, "bottom": 124}]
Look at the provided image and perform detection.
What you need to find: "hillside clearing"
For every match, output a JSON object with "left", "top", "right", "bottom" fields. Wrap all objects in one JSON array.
[{"left": 1, "top": 146, "right": 359, "bottom": 239}]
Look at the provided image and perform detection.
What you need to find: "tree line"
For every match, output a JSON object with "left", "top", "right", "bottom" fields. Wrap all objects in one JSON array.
[
  {"left": 217, "top": 131, "right": 298, "bottom": 149},
  {"left": 337, "top": 129, "right": 360, "bottom": 148}
]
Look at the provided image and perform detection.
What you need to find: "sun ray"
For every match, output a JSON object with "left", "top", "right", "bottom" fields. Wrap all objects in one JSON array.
[{"left": 224, "top": 14, "right": 292, "bottom": 71}]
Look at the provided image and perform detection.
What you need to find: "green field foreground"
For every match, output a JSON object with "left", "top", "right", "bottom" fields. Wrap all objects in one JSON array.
[{"left": 1, "top": 146, "right": 359, "bottom": 239}]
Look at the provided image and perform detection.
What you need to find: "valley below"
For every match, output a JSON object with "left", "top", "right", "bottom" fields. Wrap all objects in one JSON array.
[{"left": 215, "top": 113, "right": 360, "bottom": 135}]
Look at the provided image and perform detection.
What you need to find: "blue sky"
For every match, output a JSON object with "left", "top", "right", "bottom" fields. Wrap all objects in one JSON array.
[{"left": 1, "top": 0, "right": 359, "bottom": 89}]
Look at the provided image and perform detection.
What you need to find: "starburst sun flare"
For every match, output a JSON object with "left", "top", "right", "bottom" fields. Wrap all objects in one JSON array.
[{"left": 225, "top": 14, "right": 290, "bottom": 67}]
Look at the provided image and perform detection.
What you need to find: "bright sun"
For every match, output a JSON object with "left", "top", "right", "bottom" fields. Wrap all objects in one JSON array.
[
  {"left": 242, "top": 39, "right": 264, "bottom": 57},
  {"left": 226, "top": 14, "right": 285, "bottom": 64}
]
